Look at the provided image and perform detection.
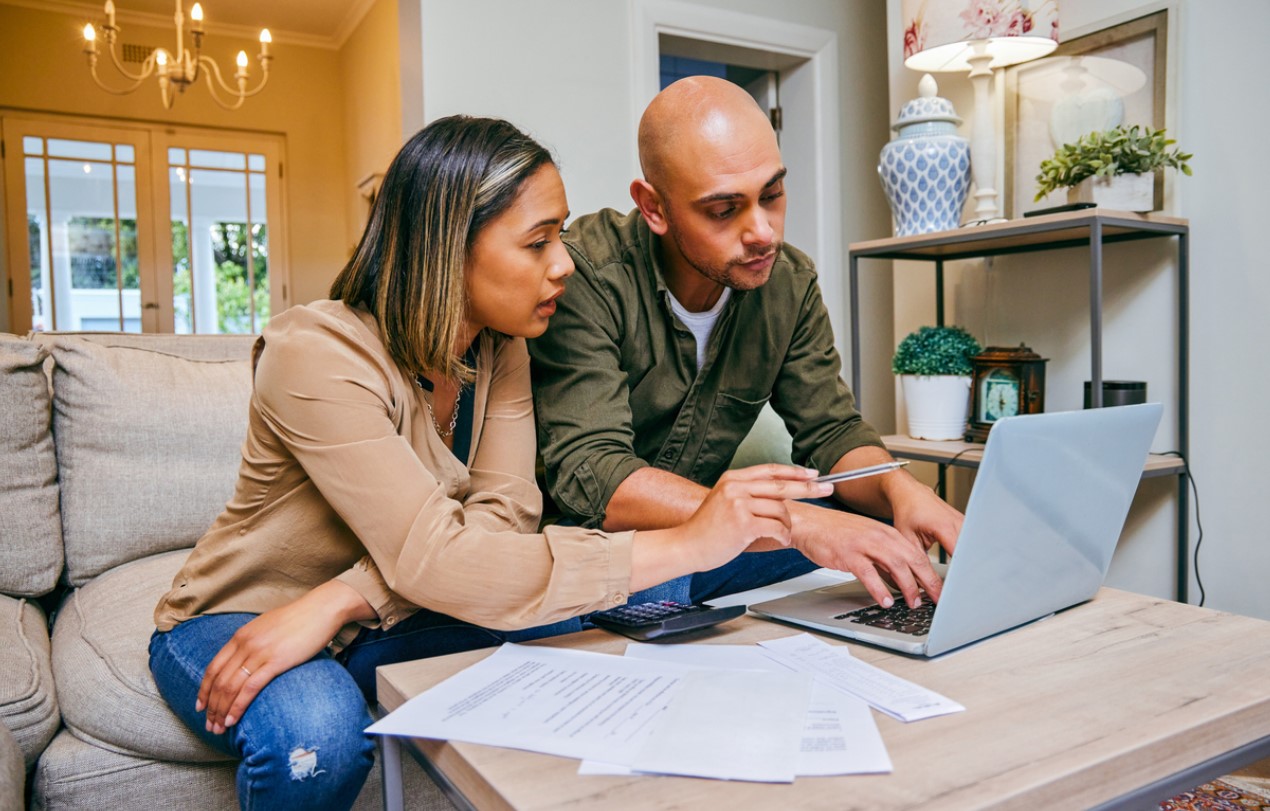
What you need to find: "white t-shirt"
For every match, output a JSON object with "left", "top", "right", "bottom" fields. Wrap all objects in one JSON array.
[{"left": 667, "top": 287, "right": 732, "bottom": 373}]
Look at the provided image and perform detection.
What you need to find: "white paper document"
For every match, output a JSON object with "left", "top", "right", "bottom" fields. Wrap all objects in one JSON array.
[
  {"left": 580, "top": 643, "right": 891, "bottom": 777},
  {"left": 759, "top": 634, "right": 965, "bottom": 723},
  {"left": 702, "top": 568, "right": 856, "bottom": 609},
  {"left": 367, "top": 642, "right": 821, "bottom": 782},
  {"left": 633, "top": 669, "right": 810, "bottom": 782},
  {"left": 367, "top": 643, "right": 689, "bottom": 765}
]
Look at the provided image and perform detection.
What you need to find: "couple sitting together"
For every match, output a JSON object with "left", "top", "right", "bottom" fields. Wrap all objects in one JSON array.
[{"left": 147, "top": 76, "right": 964, "bottom": 809}]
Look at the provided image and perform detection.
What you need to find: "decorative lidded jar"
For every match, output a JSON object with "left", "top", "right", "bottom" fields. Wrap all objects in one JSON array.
[{"left": 878, "top": 74, "right": 971, "bottom": 236}]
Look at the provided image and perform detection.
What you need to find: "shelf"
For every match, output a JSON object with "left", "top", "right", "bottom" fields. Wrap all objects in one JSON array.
[
  {"left": 849, "top": 211, "right": 1191, "bottom": 600},
  {"left": 882, "top": 435, "right": 1187, "bottom": 479},
  {"left": 848, "top": 209, "right": 1188, "bottom": 263}
]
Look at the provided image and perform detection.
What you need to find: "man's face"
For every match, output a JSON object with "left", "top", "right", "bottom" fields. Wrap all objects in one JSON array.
[{"left": 658, "top": 135, "right": 787, "bottom": 292}]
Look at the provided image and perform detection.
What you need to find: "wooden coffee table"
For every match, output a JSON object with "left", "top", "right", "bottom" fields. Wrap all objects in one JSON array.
[{"left": 376, "top": 588, "right": 1270, "bottom": 811}]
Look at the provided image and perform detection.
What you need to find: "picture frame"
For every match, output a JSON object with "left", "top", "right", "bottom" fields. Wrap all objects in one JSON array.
[{"left": 1004, "top": 11, "right": 1168, "bottom": 218}]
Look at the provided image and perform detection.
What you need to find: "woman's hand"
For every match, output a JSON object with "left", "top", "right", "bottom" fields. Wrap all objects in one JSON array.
[
  {"left": 630, "top": 464, "right": 832, "bottom": 591},
  {"left": 197, "top": 580, "right": 374, "bottom": 734}
]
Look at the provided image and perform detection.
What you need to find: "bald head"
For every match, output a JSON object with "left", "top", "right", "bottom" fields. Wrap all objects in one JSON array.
[{"left": 638, "top": 76, "right": 778, "bottom": 196}]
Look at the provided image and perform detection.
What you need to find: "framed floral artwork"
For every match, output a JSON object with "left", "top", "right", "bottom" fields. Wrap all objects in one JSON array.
[{"left": 1004, "top": 10, "right": 1168, "bottom": 217}]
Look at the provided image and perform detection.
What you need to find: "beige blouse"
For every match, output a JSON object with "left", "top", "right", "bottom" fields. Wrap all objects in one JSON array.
[{"left": 154, "top": 300, "right": 634, "bottom": 643}]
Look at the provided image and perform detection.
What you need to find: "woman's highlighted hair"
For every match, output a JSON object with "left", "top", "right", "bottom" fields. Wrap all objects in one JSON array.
[{"left": 331, "top": 116, "right": 554, "bottom": 381}]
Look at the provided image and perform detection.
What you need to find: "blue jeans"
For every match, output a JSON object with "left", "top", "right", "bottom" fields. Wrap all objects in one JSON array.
[
  {"left": 622, "top": 547, "right": 818, "bottom": 605},
  {"left": 149, "top": 611, "right": 583, "bottom": 810},
  {"left": 149, "top": 613, "right": 376, "bottom": 811}
]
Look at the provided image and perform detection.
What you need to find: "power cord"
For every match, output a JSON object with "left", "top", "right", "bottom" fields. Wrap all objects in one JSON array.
[
  {"left": 1160, "top": 450, "right": 1205, "bottom": 606},
  {"left": 933, "top": 448, "right": 980, "bottom": 501}
]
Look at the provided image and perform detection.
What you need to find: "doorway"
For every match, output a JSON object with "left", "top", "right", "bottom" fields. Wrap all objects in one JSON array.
[
  {"left": 658, "top": 54, "right": 781, "bottom": 144},
  {"left": 2, "top": 113, "right": 287, "bottom": 335}
]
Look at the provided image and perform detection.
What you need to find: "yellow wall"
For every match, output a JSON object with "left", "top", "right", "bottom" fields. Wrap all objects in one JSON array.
[
  {"left": 338, "top": 0, "right": 403, "bottom": 252},
  {"left": 0, "top": 2, "right": 350, "bottom": 311}
]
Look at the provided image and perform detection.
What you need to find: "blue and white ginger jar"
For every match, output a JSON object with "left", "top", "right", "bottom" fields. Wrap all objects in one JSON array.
[{"left": 878, "top": 74, "right": 971, "bottom": 237}]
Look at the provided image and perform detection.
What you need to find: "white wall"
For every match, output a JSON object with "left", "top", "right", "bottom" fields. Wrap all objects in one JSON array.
[
  {"left": 887, "top": 0, "right": 1270, "bottom": 620},
  {"left": 416, "top": 0, "right": 895, "bottom": 426}
]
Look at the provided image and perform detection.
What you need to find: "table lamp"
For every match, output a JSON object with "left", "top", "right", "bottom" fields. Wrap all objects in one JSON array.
[{"left": 902, "top": 0, "right": 1060, "bottom": 221}]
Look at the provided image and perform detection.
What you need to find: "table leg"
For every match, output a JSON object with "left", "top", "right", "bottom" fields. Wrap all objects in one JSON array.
[{"left": 380, "top": 733, "right": 404, "bottom": 811}]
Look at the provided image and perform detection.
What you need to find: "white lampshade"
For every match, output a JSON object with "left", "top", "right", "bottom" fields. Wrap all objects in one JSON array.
[{"left": 903, "top": 0, "right": 1060, "bottom": 72}]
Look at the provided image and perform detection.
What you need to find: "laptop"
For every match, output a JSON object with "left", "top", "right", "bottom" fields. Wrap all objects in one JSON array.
[{"left": 750, "top": 403, "right": 1163, "bottom": 657}]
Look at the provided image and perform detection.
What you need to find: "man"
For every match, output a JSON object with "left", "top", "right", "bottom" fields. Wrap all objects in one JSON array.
[{"left": 529, "top": 76, "right": 962, "bottom": 611}]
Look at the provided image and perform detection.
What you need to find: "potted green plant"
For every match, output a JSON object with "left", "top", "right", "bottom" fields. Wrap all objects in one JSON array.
[
  {"left": 892, "top": 325, "right": 982, "bottom": 441},
  {"left": 1034, "top": 124, "right": 1193, "bottom": 211}
]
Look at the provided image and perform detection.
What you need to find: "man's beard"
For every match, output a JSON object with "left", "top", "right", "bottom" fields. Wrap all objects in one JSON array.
[{"left": 666, "top": 224, "right": 782, "bottom": 291}]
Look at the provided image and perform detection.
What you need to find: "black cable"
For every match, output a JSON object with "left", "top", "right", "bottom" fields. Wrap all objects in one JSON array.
[
  {"left": 1160, "top": 450, "right": 1205, "bottom": 606},
  {"left": 934, "top": 447, "right": 980, "bottom": 501}
]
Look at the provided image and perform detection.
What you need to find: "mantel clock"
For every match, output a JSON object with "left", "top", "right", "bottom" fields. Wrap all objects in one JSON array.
[{"left": 965, "top": 344, "right": 1048, "bottom": 443}]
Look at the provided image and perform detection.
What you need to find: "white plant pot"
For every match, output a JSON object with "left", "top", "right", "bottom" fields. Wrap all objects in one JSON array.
[
  {"left": 901, "top": 374, "right": 971, "bottom": 441},
  {"left": 1067, "top": 172, "right": 1154, "bottom": 212}
]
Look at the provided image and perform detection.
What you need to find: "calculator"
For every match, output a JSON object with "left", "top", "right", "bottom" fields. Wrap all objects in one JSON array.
[{"left": 586, "top": 601, "right": 746, "bottom": 641}]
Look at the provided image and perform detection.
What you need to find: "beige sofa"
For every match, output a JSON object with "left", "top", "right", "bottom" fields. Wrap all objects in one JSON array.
[{"left": 0, "top": 331, "right": 447, "bottom": 810}]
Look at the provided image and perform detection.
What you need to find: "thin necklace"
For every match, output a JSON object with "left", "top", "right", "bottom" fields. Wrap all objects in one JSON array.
[{"left": 416, "top": 375, "right": 461, "bottom": 438}]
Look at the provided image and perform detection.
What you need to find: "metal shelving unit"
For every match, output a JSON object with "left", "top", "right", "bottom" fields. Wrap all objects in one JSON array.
[{"left": 847, "top": 208, "right": 1191, "bottom": 601}]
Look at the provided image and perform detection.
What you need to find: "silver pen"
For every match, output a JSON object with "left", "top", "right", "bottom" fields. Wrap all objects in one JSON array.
[{"left": 813, "top": 460, "right": 910, "bottom": 484}]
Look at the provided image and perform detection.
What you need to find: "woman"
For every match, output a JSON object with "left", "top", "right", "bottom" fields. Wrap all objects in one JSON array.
[{"left": 148, "top": 116, "right": 829, "bottom": 810}]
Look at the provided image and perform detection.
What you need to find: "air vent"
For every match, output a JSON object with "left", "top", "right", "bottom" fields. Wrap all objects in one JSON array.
[{"left": 121, "top": 43, "right": 155, "bottom": 64}]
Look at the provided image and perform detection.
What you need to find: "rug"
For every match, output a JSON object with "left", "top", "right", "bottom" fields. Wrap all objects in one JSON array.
[{"left": 1161, "top": 778, "right": 1270, "bottom": 811}]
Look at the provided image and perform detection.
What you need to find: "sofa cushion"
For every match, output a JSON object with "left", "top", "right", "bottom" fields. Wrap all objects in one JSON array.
[
  {"left": 34, "top": 729, "right": 238, "bottom": 811},
  {"left": 33, "top": 726, "right": 450, "bottom": 811},
  {"left": 0, "top": 334, "right": 64, "bottom": 596},
  {"left": 51, "top": 550, "right": 226, "bottom": 762},
  {"left": 39, "top": 334, "right": 254, "bottom": 585},
  {"left": 0, "top": 724, "right": 23, "bottom": 811},
  {"left": 0, "top": 594, "right": 59, "bottom": 768}
]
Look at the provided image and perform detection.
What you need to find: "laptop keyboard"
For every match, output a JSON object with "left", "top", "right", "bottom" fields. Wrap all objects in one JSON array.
[{"left": 834, "top": 600, "right": 936, "bottom": 636}]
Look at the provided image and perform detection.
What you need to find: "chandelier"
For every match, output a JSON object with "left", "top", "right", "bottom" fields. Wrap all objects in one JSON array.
[{"left": 82, "top": 0, "right": 273, "bottom": 110}]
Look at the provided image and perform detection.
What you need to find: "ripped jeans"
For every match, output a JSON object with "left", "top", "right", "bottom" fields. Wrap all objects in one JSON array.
[{"left": 147, "top": 611, "right": 581, "bottom": 810}]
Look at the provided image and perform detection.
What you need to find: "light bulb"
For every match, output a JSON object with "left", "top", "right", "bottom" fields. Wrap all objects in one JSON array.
[
  {"left": 236, "top": 50, "right": 248, "bottom": 68},
  {"left": 191, "top": 3, "right": 203, "bottom": 22},
  {"left": 156, "top": 49, "right": 168, "bottom": 66},
  {"left": 259, "top": 29, "right": 272, "bottom": 44},
  {"left": 83, "top": 23, "right": 96, "bottom": 42}
]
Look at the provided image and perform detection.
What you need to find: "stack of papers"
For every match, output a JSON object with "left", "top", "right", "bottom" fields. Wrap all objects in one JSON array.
[{"left": 368, "top": 633, "right": 963, "bottom": 783}]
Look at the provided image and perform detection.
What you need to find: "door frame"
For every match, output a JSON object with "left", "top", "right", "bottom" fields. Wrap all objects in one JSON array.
[
  {"left": 631, "top": 0, "right": 848, "bottom": 355},
  {"left": 2, "top": 114, "right": 162, "bottom": 332}
]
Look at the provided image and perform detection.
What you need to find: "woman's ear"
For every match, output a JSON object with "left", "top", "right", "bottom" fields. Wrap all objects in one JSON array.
[{"left": 629, "top": 179, "right": 669, "bottom": 236}]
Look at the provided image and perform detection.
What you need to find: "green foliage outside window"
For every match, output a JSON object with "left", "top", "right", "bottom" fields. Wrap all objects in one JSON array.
[{"left": 170, "top": 221, "right": 269, "bottom": 333}]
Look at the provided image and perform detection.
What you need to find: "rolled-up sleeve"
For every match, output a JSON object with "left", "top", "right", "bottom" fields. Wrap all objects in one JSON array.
[
  {"left": 255, "top": 320, "right": 633, "bottom": 631},
  {"left": 528, "top": 252, "right": 650, "bottom": 528},
  {"left": 772, "top": 276, "right": 885, "bottom": 472}
]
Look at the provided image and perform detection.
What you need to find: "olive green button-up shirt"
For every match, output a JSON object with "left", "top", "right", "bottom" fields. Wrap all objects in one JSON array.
[{"left": 528, "top": 208, "right": 884, "bottom": 529}]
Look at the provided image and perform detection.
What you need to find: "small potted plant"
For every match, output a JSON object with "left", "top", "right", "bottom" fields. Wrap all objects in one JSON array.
[
  {"left": 1034, "top": 124, "right": 1192, "bottom": 211},
  {"left": 892, "top": 325, "right": 982, "bottom": 441}
]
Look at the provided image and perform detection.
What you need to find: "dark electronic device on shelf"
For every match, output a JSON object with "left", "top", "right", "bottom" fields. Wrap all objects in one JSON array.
[
  {"left": 1024, "top": 201, "right": 1096, "bottom": 217},
  {"left": 587, "top": 601, "right": 745, "bottom": 641}
]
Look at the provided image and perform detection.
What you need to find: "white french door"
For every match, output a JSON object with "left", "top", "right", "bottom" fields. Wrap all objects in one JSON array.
[{"left": 2, "top": 113, "right": 288, "bottom": 334}]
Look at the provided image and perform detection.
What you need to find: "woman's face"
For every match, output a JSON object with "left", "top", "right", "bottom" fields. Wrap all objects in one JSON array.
[{"left": 465, "top": 163, "right": 574, "bottom": 340}]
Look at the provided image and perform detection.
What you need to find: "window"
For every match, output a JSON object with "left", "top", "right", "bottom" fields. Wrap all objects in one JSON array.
[{"left": 3, "top": 114, "right": 287, "bottom": 334}]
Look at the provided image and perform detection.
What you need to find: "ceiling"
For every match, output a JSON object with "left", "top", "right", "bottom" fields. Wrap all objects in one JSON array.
[{"left": 19, "top": 0, "right": 377, "bottom": 48}]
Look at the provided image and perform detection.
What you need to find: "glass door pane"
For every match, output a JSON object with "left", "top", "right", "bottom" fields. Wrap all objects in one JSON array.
[
  {"left": 168, "top": 147, "right": 272, "bottom": 334},
  {"left": 21, "top": 136, "right": 142, "bottom": 332}
]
